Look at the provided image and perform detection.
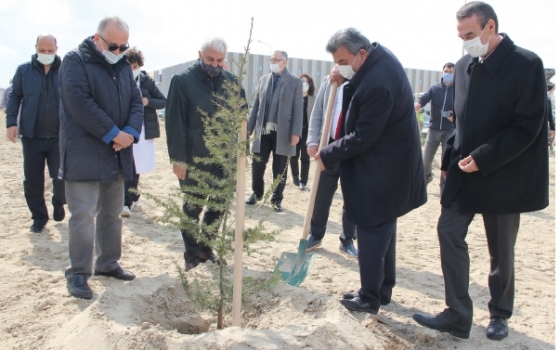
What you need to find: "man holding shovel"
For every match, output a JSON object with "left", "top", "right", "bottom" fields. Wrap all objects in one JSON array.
[{"left": 315, "top": 28, "right": 426, "bottom": 314}]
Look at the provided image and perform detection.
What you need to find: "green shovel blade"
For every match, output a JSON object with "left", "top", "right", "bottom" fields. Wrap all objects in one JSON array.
[{"left": 275, "top": 239, "right": 317, "bottom": 286}]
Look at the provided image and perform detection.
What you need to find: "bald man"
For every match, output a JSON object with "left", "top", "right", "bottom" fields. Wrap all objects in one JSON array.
[
  {"left": 59, "top": 17, "right": 143, "bottom": 299},
  {"left": 6, "top": 34, "right": 66, "bottom": 234}
]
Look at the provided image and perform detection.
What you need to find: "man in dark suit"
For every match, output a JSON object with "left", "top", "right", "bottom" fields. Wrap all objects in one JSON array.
[
  {"left": 166, "top": 37, "right": 245, "bottom": 271},
  {"left": 246, "top": 50, "right": 303, "bottom": 212},
  {"left": 413, "top": 2, "right": 549, "bottom": 341},
  {"left": 316, "top": 28, "right": 427, "bottom": 315}
]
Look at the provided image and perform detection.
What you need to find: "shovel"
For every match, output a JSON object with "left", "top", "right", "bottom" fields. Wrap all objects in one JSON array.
[{"left": 275, "top": 81, "right": 339, "bottom": 286}]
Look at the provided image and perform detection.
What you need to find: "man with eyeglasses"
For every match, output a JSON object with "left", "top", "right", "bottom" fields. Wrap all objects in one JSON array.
[
  {"left": 58, "top": 16, "right": 143, "bottom": 299},
  {"left": 246, "top": 50, "right": 303, "bottom": 212},
  {"left": 6, "top": 34, "right": 66, "bottom": 234}
]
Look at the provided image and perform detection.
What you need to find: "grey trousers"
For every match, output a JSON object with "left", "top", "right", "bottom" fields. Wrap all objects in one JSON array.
[
  {"left": 438, "top": 200, "right": 520, "bottom": 325},
  {"left": 423, "top": 128, "right": 454, "bottom": 192},
  {"left": 64, "top": 176, "right": 124, "bottom": 279}
]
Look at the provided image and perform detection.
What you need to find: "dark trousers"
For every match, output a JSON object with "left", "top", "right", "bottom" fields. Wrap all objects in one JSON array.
[
  {"left": 356, "top": 219, "right": 397, "bottom": 310},
  {"left": 179, "top": 164, "right": 224, "bottom": 261},
  {"left": 437, "top": 200, "right": 520, "bottom": 325},
  {"left": 21, "top": 137, "right": 66, "bottom": 225},
  {"left": 309, "top": 163, "right": 356, "bottom": 244},
  {"left": 251, "top": 132, "right": 287, "bottom": 203},
  {"left": 124, "top": 162, "right": 140, "bottom": 207},
  {"left": 289, "top": 127, "right": 310, "bottom": 184}
]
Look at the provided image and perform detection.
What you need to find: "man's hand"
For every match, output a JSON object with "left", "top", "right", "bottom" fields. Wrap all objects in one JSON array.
[
  {"left": 458, "top": 155, "right": 479, "bottom": 173},
  {"left": 441, "top": 170, "right": 447, "bottom": 179},
  {"left": 6, "top": 126, "right": 18, "bottom": 143},
  {"left": 307, "top": 145, "right": 318, "bottom": 158},
  {"left": 314, "top": 152, "right": 326, "bottom": 171},
  {"left": 329, "top": 66, "right": 345, "bottom": 86},
  {"left": 173, "top": 164, "right": 187, "bottom": 180},
  {"left": 291, "top": 134, "right": 300, "bottom": 146},
  {"left": 112, "top": 131, "right": 134, "bottom": 151},
  {"left": 414, "top": 103, "right": 422, "bottom": 112},
  {"left": 550, "top": 130, "right": 555, "bottom": 138},
  {"left": 142, "top": 97, "right": 149, "bottom": 106}
]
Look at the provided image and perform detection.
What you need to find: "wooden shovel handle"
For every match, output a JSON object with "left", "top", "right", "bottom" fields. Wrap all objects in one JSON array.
[{"left": 301, "top": 81, "right": 340, "bottom": 240}]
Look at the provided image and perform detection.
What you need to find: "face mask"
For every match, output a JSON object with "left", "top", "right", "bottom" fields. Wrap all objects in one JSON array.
[
  {"left": 133, "top": 68, "right": 141, "bottom": 79},
  {"left": 200, "top": 59, "right": 223, "bottom": 77},
  {"left": 337, "top": 54, "right": 359, "bottom": 80},
  {"left": 102, "top": 49, "right": 125, "bottom": 65},
  {"left": 302, "top": 82, "right": 309, "bottom": 92},
  {"left": 442, "top": 72, "right": 453, "bottom": 84},
  {"left": 270, "top": 63, "right": 281, "bottom": 74},
  {"left": 463, "top": 25, "right": 489, "bottom": 57},
  {"left": 37, "top": 53, "right": 55, "bottom": 65}
]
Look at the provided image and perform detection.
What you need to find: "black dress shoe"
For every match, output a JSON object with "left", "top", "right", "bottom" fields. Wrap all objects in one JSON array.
[
  {"left": 342, "top": 292, "right": 390, "bottom": 305},
  {"left": 30, "top": 222, "right": 45, "bottom": 233},
  {"left": 412, "top": 312, "right": 470, "bottom": 339},
  {"left": 94, "top": 266, "right": 136, "bottom": 281},
  {"left": 53, "top": 205, "right": 65, "bottom": 222},
  {"left": 486, "top": 317, "right": 508, "bottom": 340},
  {"left": 185, "top": 257, "right": 201, "bottom": 271},
  {"left": 339, "top": 297, "right": 378, "bottom": 314},
  {"left": 272, "top": 201, "right": 283, "bottom": 212},
  {"left": 245, "top": 194, "right": 262, "bottom": 205},
  {"left": 67, "top": 275, "right": 93, "bottom": 299}
]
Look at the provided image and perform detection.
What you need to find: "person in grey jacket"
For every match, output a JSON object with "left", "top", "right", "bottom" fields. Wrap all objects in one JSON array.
[
  {"left": 246, "top": 50, "right": 303, "bottom": 212},
  {"left": 415, "top": 62, "right": 456, "bottom": 194},
  {"left": 306, "top": 73, "right": 357, "bottom": 257},
  {"left": 59, "top": 16, "right": 143, "bottom": 299},
  {"left": 6, "top": 34, "right": 66, "bottom": 233}
]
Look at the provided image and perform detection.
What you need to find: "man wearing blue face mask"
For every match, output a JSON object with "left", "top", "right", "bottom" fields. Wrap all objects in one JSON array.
[
  {"left": 413, "top": 1, "right": 548, "bottom": 341},
  {"left": 415, "top": 62, "right": 456, "bottom": 195},
  {"left": 166, "top": 37, "right": 246, "bottom": 272},
  {"left": 59, "top": 16, "right": 143, "bottom": 299},
  {"left": 6, "top": 34, "right": 66, "bottom": 234}
]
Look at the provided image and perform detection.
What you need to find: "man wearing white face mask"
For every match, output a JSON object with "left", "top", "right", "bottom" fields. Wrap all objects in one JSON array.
[
  {"left": 6, "top": 34, "right": 66, "bottom": 234},
  {"left": 59, "top": 16, "right": 143, "bottom": 299},
  {"left": 315, "top": 28, "right": 426, "bottom": 315},
  {"left": 247, "top": 50, "right": 303, "bottom": 212},
  {"left": 415, "top": 62, "right": 456, "bottom": 195},
  {"left": 413, "top": 2, "right": 548, "bottom": 341}
]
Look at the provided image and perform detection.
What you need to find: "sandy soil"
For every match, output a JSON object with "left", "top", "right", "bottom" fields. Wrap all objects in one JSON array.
[{"left": 0, "top": 116, "right": 555, "bottom": 349}]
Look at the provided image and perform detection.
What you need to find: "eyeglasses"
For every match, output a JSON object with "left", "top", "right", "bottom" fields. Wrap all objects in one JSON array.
[
  {"left": 269, "top": 58, "right": 285, "bottom": 63},
  {"left": 98, "top": 34, "right": 129, "bottom": 53}
]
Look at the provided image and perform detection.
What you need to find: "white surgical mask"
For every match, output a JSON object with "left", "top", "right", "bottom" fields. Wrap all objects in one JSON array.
[
  {"left": 102, "top": 49, "right": 124, "bottom": 65},
  {"left": 302, "top": 82, "right": 309, "bottom": 92},
  {"left": 337, "top": 54, "right": 359, "bottom": 80},
  {"left": 463, "top": 25, "right": 489, "bottom": 57},
  {"left": 133, "top": 68, "right": 141, "bottom": 79},
  {"left": 37, "top": 53, "right": 55, "bottom": 66},
  {"left": 442, "top": 72, "right": 453, "bottom": 84},
  {"left": 270, "top": 63, "right": 281, "bottom": 74}
]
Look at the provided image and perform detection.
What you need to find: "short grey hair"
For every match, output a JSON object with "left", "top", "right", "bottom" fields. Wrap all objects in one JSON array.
[
  {"left": 97, "top": 16, "right": 129, "bottom": 35},
  {"left": 273, "top": 50, "right": 288, "bottom": 61},
  {"left": 36, "top": 34, "right": 57, "bottom": 46},
  {"left": 201, "top": 37, "right": 228, "bottom": 54},
  {"left": 456, "top": 1, "right": 499, "bottom": 33},
  {"left": 326, "top": 28, "right": 372, "bottom": 55}
]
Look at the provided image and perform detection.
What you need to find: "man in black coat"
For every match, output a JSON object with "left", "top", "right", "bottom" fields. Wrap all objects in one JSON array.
[
  {"left": 59, "top": 16, "right": 144, "bottom": 299},
  {"left": 6, "top": 34, "right": 66, "bottom": 233},
  {"left": 166, "top": 37, "right": 245, "bottom": 272},
  {"left": 413, "top": 2, "right": 548, "bottom": 341},
  {"left": 316, "top": 28, "right": 427, "bottom": 315}
]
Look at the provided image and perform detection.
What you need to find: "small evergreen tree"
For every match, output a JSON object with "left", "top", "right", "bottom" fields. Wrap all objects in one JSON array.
[{"left": 147, "top": 18, "right": 280, "bottom": 329}]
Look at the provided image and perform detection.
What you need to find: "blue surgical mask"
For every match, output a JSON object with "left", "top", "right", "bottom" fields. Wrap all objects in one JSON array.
[{"left": 442, "top": 72, "right": 453, "bottom": 84}]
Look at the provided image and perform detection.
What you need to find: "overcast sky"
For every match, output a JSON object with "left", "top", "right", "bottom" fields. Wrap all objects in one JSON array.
[{"left": 0, "top": 0, "right": 556, "bottom": 88}]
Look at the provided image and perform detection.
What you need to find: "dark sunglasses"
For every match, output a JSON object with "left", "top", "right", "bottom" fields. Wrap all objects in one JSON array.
[{"left": 98, "top": 34, "right": 129, "bottom": 53}]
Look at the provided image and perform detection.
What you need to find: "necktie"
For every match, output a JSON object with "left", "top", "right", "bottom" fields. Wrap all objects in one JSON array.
[{"left": 335, "top": 111, "right": 344, "bottom": 140}]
